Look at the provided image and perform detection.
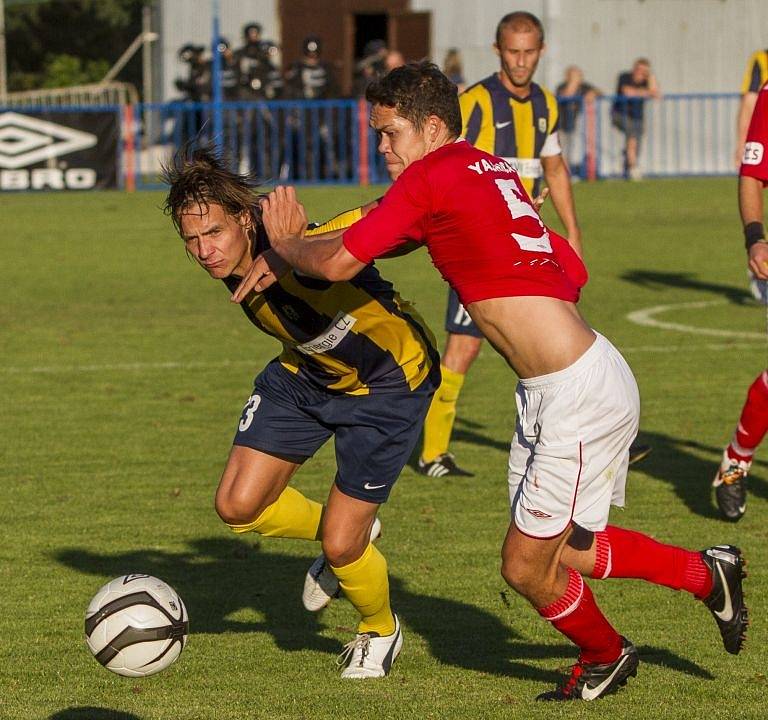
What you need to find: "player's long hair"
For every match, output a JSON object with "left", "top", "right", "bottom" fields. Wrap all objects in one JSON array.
[{"left": 161, "top": 144, "right": 263, "bottom": 236}]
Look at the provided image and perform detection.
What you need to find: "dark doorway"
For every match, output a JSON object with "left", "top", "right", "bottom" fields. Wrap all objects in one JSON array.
[{"left": 354, "top": 13, "right": 388, "bottom": 60}]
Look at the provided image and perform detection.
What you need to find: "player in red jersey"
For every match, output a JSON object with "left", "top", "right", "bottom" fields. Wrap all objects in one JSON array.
[
  {"left": 234, "top": 63, "right": 747, "bottom": 701},
  {"left": 713, "top": 79, "right": 768, "bottom": 521}
]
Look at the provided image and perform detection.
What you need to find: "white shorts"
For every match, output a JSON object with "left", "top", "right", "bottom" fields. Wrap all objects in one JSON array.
[{"left": 508, "top": 333, "right": 640, "bottom": 538}]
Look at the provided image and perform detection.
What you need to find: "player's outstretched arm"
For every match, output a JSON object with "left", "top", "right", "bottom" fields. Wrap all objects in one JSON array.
[
  {"left": 542, "top": 155, "right": 582, "bottom": 257},
  {"left": 741, "top": 175, "right": 768, "bottom": 280}
]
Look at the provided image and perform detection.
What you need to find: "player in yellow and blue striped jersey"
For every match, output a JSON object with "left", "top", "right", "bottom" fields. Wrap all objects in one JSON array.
[{"left": 163, "top": 147, "right": 439, "bottom": 679}]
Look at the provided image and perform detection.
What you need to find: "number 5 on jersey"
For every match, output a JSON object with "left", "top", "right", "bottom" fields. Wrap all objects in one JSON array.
[
  {"left": 495, "top": 178, "right": 552, "bottom": 253},
  {"left": 239, "top": 394, "right": 262, "bottom": 431}
]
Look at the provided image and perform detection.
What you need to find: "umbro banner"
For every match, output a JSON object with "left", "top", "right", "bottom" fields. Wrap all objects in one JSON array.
[{"left": 0, "top": 110, "right": 120, "bottom": 191}]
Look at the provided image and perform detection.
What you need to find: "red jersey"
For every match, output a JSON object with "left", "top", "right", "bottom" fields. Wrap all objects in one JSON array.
[
  {"left": 741, "top": 80, "right": 768, "bottom": 185},
  {"left": 342, "top": 140, "right": 587, "bottom": 306}
]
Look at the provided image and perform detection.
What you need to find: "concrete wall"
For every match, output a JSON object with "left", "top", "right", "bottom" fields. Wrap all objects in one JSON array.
[
  {"left": 412, "top": 0, "right": 768, "bottom": 96},
  {"left": 157, "top": 0, "right": 768, "bottom": 101}
]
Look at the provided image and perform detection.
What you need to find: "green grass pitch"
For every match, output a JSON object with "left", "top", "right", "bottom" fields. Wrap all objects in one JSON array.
[{"left": 2, "top": 178, "right": 767, "bottom": 719}]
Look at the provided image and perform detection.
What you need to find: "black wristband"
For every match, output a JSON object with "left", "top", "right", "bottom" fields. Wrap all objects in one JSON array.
[{"left": 745, "top": 222, "right": 766, "bottom": 250}]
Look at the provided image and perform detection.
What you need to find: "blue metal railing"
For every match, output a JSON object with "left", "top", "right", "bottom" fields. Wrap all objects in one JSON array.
[
  {"left": 134, "top": 99, "right": 372, "bottom": 188},
  {"left": 557, "top": 93, "right": 741, "bottom": 180},
  {"left": 0, "top": 94, "right": 744, "bottom": 191}
]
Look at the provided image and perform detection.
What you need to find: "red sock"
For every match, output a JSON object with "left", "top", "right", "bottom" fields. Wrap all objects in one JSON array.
[
  {"left": 729, "top": 370, "right": 768, "bottom": 460},
  {"left": 538, "top": 567, "right": 622, "bottom": 664},
  {"left": 591, "top": 525, "right": 712, "bottom": 598}
]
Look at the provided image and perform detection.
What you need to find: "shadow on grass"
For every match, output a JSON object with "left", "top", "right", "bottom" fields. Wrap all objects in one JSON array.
[
  {"left": 451, "top": 416, "right": 511, "bottom": 454},
  {"left": 628, "top": 431, "right": 768, "bottom": 519},
  {"left": 55, "top": 538, "right": 711, "bottom": 682},
  {"left": 390, "top": 576, "right": 712, "bottom": 681},
  {"left": 620, "top": 270, "right": 756, "bottom": 306},
  {"left": 49, "top": 709, "right": 141, "bottom": 720},
  {"left": 405, "top": 416, "right": 510, "bottom": 472},
  {"left": 56, "top": 537, "right": 338, "bottom": 655}
]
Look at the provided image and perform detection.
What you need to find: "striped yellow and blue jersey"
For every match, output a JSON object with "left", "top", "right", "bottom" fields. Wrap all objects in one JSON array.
[
  {"left": 223, "top": 211, "right": 439, "bottom": 396},
  {"left": 742, "top": 50, "right": 768, "bottom": 94},
  {"left": 459, "top": 74, "right": 560, "bottom": 197}
]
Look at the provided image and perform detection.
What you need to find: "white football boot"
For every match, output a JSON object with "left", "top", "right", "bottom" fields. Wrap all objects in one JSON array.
[
  {"left": 338, "top": 613, "right": 403, "bottom": 679},
  {"left": 302, "top": 516, "right": 382, "bottom": 612}
]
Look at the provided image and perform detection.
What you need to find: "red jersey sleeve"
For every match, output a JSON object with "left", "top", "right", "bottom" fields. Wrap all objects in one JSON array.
[
  {"left": 342, "top": 165, "right": 429, "bottom": 264},
  {"left": 741, "top": 81, "right": 768, "bottom": 185}
]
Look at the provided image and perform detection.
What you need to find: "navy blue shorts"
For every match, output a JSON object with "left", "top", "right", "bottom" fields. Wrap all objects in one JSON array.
[
  {"left": 233, "top": 360, "right": 435, "bottom": 504},
  {"left": 444, "top": 288, "right": 484, "bottom": 338}
]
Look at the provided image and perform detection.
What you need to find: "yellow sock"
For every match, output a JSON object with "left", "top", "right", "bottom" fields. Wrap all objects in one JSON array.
[
  {"left": 227, "top": 486, "right": 322, "bottom": 540},
  {"left": 331, "top": 543, "right": 395, "bottom": 636},
  {"left": 421, "top": 364, "right": 465, "bottom": 462}
]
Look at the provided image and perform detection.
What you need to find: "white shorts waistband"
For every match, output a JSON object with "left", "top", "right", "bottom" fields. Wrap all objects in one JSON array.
[{"left": 518, "top": 332, "right": 609, "bottom": 390}]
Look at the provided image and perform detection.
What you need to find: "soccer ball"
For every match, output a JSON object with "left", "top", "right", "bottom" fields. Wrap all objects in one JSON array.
[{"left": 84, "top": 574, "right": 188, "bottom": 677}]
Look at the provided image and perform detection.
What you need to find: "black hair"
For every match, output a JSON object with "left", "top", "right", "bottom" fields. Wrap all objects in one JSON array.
[{"left": 365, "top": 61, "right": 462, "bottom": 137}]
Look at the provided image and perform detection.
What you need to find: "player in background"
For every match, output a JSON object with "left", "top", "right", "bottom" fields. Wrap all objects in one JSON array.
[
  {"left": 735, "top": 49, "right": 768, "bottom": 168},
  {"left": 713, "top": 79, "right": 768, "bottom": 521},
  {"left": 236, "top": 62, "right": 748, "bottom": 702},
  {"left": 610, "top": 58, "right": 660, "bottom": 181},
  {"left": 415, "top": 11, "right": 576, "bottom": 478},
  {"left": 416, "top": 11, "right": 648, "bottom": 478},
  {"left": 163, "top": 148, "right": 440, "bottom": 678}
]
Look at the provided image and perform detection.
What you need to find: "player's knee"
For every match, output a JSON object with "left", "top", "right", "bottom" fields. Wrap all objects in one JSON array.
[
  {"left": 500, "top": 555, "right": 544, "bottom": 597},
  {"left": 444, "top": 335, "right": 482, "bottom": 372},
  {"left": 321, "top": 531, "right": 368, "bottom": 568},
  {"left": 214, "top": 485, "right": 266, "bottom": 527}
]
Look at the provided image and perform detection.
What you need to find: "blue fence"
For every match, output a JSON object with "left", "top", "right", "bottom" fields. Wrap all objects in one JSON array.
[
  {"left": 0, "top": 94, "right": 741, "bottom": 191},
  {"left": 132, "top": 93, "right": 741, "bottom": 188},
  {"left": 559, "top": 93, "right": 740, "bottom": 179},
  {"left": 133, "top": 99, "right": 391, "bottom": 189}
]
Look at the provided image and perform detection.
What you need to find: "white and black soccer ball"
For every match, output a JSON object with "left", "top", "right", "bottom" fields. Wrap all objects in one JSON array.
[{"left": 84, "top": 574, "right": 188, "bottom": 677}]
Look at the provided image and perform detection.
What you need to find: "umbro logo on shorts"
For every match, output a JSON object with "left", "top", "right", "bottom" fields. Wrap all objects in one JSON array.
[{"left": 526, "top": 508, "right": 553, "bottom": 519}]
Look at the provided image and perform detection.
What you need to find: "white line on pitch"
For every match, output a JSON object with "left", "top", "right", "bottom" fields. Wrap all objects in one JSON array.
[
  {"left": 626, "top": 299, "right": 766, "bottom": 340},
  {"left": 1, "top": 342, "right": 766, "bottom": 376},
  {"left": 620, "top": 341, "right": 764, "bottom": 353},
  {"left": 0, "top": 359, "right": 256, "bottom": 375}
]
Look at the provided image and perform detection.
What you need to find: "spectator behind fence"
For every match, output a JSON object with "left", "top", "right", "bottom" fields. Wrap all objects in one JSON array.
[
  {"left": 611, "top": 58, "right": 660, "bottom": 181},
  {"left": 285, "top": 36, "right": 337, "bottom": 99},
  {"left": 353, "top": 39, "right": 387, "bottom": 97},
  {"left": 209, "top": 37, "right": 240, "bottom": 101},
  {"left": 556, "top": 65, "right": 600, "bottom": 176},
  {"left": 234, "top": 22, "right": 283, "bottom": 99},
  {"left": 283, "top": 36, "right": 338, "bottom": 180},
  {"left": 442, "top": 48, "right": 465, "bottom": 93},
  {"left": 735, "top": 49, "right": 768, "bottom": 167},
  {"left": 173, "top": 43, "right": 208, "bottom": 144},
  {"left": 174, "top": 43, "right": 208, "bottom": 102}
]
